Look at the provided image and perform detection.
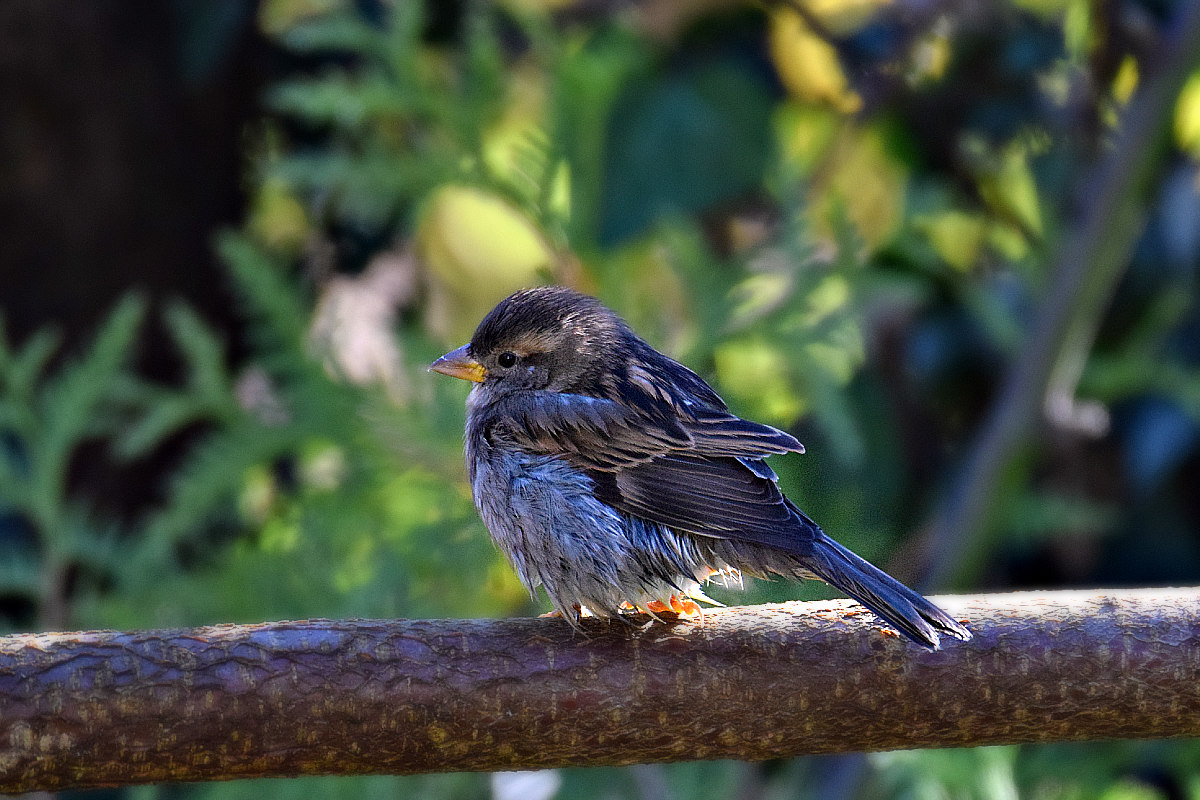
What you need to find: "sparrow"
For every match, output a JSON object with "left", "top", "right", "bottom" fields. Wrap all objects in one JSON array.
[{"left": 431, "top": 286, "right": 971, "bottom": 649}]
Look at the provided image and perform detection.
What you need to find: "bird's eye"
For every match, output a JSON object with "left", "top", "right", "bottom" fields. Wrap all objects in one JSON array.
[{"left": 497, "top": 351, "right": 517, "bottom": 368}]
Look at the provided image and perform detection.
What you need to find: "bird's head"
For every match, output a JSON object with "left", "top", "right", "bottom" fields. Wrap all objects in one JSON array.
[{"left": 430, "top": 287, "right": 628, "bottom": 395}]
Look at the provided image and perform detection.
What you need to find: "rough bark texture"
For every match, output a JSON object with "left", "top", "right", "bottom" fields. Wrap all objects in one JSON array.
[{"left": 1, "top": 588, "right": 1198, "bottom": 793}]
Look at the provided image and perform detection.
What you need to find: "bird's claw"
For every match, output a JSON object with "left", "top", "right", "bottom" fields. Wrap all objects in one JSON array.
[
  {"left": 540, "top": 604, "right": 584, "bottom": 620},
  {"left": 644, "top": 595, "right": 705, "bottom": 623}
]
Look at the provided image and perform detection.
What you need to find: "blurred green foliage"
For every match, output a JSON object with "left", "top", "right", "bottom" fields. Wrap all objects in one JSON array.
[{"left": 4, "top": 0, "right": 1200, "bottom": 798}]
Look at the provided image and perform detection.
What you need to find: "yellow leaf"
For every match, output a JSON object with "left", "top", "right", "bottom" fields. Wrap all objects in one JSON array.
[
  {"left": 418, "top": 185, "right": 554, "bottom": 340},
  {"left": 1175, "top": 70, "right": 1200, "bottom": 158},
  {"left": 768, "top": 9, "right": 861, "bottom": 113}
]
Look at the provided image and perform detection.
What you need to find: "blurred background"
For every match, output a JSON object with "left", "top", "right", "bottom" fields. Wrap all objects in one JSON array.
[{"left": 3, "top": 0, "right": 1200, "bottom": 797}]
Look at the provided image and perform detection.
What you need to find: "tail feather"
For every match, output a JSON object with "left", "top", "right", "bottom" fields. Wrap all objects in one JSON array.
[{"left": 804, "top": 533, "right": 971, "bottom": 650}]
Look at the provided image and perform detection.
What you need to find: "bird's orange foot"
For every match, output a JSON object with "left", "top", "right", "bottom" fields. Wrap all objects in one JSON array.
[
  {"left": 540, "top": 604, "right": 583, "bottom": 619},
  {"left": 645, "top": 595, "right": 705, "bottom": 623}
]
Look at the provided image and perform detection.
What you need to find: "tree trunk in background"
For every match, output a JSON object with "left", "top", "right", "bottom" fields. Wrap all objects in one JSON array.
[{"left": 0, "top": 0, "right": 266, "bottom": 515}]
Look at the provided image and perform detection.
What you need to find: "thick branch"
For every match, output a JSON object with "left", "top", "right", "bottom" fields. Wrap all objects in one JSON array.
[{"left": 2, "top": 588, "right": 1199, "bottom": 793}]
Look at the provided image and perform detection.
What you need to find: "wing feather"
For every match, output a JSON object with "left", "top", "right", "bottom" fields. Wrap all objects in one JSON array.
[
  {"left": 488, "top": 384, "right": 816, "bottom": 554},
  {"left": 607, "top": 455, "right": 812, "bottom": 551},
  {"left": 495, "top": 391, "right": 802, "bottom": 468}
]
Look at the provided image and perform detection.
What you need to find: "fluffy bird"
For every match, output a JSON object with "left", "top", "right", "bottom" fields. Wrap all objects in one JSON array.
[{"left": 431, "top": 287, "right": 970, "bottom": 649}]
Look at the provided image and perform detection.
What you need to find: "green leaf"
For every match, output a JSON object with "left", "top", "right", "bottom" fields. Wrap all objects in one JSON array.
[
  {"left": 276, "top": 13, "right": 384, "bottom": 57},
  {"left": 218, "top": 233, "right": 309, "bottom": 352},
  {"left": 268, "top": 72, "right": 429, "bottom": 128},
  {"left": 5, "top": 327, "right": 62, "bottom": 404},
  {"left": 164, "top": 300, "right": 235, "bottom": 409},
  {"left": 29, "top": 294, "right": 147, "bottom": 531},
  {"left": 113, "top": 393, "right": 204, "bottom": 461}
]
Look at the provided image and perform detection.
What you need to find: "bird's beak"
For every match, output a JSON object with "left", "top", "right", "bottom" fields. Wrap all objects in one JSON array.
[{"left": 430, "top": 344, "right": 487, "bottom": 383}]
